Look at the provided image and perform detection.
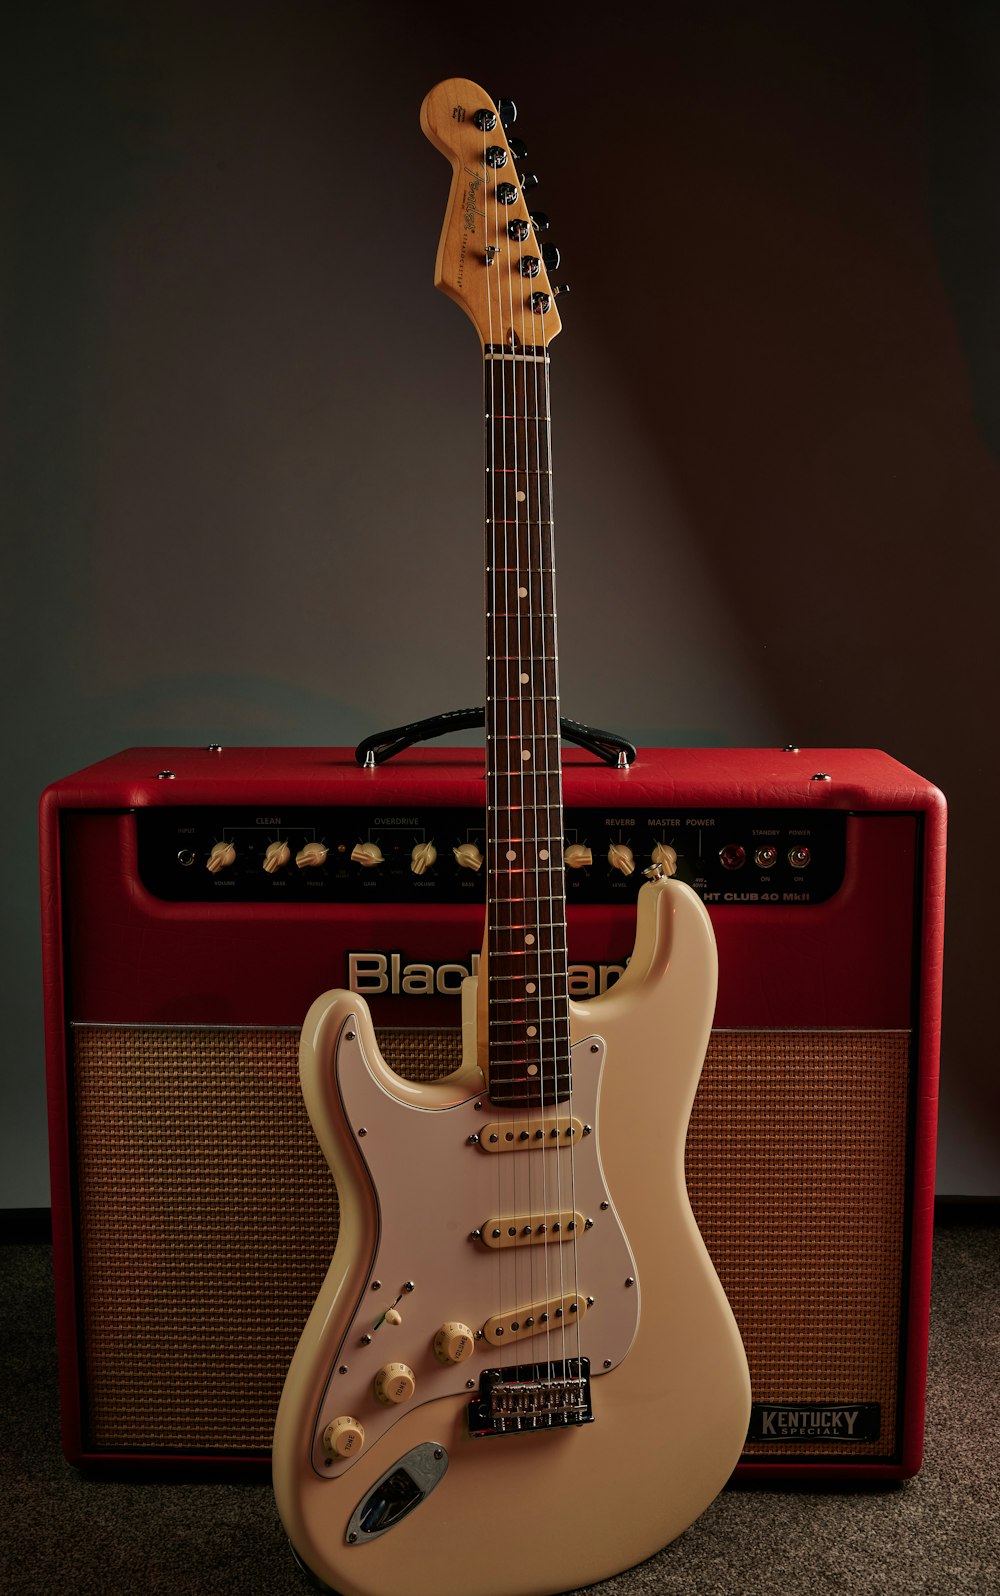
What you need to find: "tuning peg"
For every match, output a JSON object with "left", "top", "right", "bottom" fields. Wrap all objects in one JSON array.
[
  {"left": 508, "top": 135, "right": 528, "bottom": 162},
  {"left": 542, "top": 243, "right": 561, "bottom": 272},
  {"left": 520, "top": 172, "right": 539, "bottom": 192},
  {"left": 473, "top": 107, "right": 498, "bottom": 131},
  {"left": 497, "top": 97, "right": 517, "bottom": 129},
  {"left": 530, "top": 211, "right": 550, "bottom": 233}
]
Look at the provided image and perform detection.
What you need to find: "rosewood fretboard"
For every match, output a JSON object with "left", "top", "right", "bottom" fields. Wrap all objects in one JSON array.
[{"left": 484, "top": 344, "right": 571, "bottom": 1109}]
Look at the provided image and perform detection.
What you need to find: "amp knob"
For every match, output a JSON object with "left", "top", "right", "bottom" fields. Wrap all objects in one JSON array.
[
  {"left": 262, "top": 841, "right": 290, "bottom": 874},
  {"left": 411, "top": 841, "right": 437, "bottom": 876},
  {"left": 608, "top": 843, "right": 636, "bottom": 876},
  {"left": 453, "top": 842, "right": 483, "bottom": 872},
  {"left": 373, "top": 1362, "right": 416, "bottom": 1406},
  {"left": 296, "top": 841, "right": 328, "bottom": 868},
  {"left": 564, "top": 844, "right": 592, "bottom": 869},
  {"left": 651, "top": 843, "right": 678, "bottom": 876},
  {"left": 206, "top": 841, "right": 236, "bottom": 874},
  {"left": 351, "top": 842, "right": 384, "bottom": 867}
]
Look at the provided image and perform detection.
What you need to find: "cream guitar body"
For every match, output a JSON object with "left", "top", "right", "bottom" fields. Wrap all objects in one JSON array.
[{"left": 273, "top": 874, "right": 750, "bottom": 1596}]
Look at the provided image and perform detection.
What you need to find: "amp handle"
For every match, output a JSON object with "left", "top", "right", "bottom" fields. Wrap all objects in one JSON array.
[{"left": 355, "top": 709, "right": 637, "bottom": 769}]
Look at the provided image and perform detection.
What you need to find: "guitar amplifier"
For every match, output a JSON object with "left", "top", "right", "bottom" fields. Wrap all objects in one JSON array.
[{"left": 40, "top": 744, "right": 945, "bottom": 1483}]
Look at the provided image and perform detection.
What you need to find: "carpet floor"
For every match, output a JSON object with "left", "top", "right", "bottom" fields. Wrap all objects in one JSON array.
[{"left": 1, "top": 1221, "right": 997, "bottom": 1596}]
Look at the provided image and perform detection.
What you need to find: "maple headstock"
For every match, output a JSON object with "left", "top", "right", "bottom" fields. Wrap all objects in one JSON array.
[{"left": 420, "top": 78, "right": 563, "bottom": 350}]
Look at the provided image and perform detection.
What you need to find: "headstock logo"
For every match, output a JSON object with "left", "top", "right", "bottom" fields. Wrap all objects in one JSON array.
[
  {"left": 452, "top": 105, "right": 467, "bottom": 122},
  {"left": 462, "top": 167, "right": 483, "bottom": 233}
]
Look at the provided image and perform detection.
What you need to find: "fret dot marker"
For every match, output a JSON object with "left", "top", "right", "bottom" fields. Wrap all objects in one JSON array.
[
  {"left": 539, "top": 849, "right": 549, "bottom": 860},
  {"left": 522, "top": 750, "right": 531, "bottom": 761},
  {"left": 526, "top": 982, "right": 536, "bottom": 993},
  {"left": 506, "top": 849, "right": 516, "bottom": 861},
  {"left": 527, "top": 1026, "right": 538, "bottom": 1037},
  {"left": 525, "top": 934, "right": 536, "bottom": 945},
  {"left": 516, "top": 490, "right": 526, "bottom": 502},
  {"left": 527, "top": 1064, "right": 538, "bottom": 1076},
  {"left": 518, "top": 586, "right": 527, "bottom": 597},
  {"left": 520, "top": 672, "right": 529, "bottom": 684}
]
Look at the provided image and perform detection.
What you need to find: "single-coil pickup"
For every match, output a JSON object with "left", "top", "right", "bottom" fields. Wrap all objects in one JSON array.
[
  {"left": 479, "top": 1211, "right": 584, "bottom": 1249},
  {"left": 476, "top": 1115, "right": 585, "bottom": 1151},
  {"left": 482, "top": 1293, "right": 588, "bottom": 1345}
]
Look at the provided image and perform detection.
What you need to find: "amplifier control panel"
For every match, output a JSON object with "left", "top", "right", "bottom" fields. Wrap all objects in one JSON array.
[{"left": 136, "top": 807, "right": 847, "bottom": 906}]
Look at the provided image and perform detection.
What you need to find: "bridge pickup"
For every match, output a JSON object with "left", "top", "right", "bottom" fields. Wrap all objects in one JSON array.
[
  {"left": 476, "top": 1114, "right": 585, "bottom": 1152},
  {"left": 479, "top": 1211, "right": 583, "bottom": 1248},
  {"left": 482, "top": 1292, "right": 587, "bottom": 1345},
  {"left": 468, "top": 1357, "right": 593, "bottom": 1437}
]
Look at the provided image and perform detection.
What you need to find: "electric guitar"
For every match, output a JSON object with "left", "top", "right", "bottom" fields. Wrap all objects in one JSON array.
[{"left": 272, "top": 78, "right": 751, "bottom": 1596}]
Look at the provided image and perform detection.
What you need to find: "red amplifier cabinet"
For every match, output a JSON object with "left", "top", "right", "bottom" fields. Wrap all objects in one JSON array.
[{"left": 40, "top": 745, "right": 945, "bottom": 1483}]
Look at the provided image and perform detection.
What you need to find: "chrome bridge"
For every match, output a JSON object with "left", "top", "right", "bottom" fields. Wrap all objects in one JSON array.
[{"left": 468, "top": 1357, "right": 593, "bottom": 1437}]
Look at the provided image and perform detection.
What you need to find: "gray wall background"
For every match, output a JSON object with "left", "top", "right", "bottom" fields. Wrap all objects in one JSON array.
[{"left": 4, "top": 0, "right": 998, "bottom": 1206}]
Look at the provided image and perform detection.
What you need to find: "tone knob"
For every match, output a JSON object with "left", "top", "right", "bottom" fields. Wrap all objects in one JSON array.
[
  {"left": 433, "top": 1322, "right": 475, "bottom": 1366},
  {"left": 351, "top": 841, "right": 384, "bottom": 867},
  {"left": 651, "top": 843, "right": 678, "bottom": 877},
  {"left": 206, "top": 841, "right": 236, "bottom": 874},
  {"left": 322, "top": 1415, "right": 365, "bottom": 1459},
  {"left": 564, "top": 844, "right": 592, "bottom": 869},
  {"left": 373, "top": 1362, "right": 416, "bottom": 1406},
  {"left": 453, "top": 842, "right": 483, "bottom": 872},
  {"left": 295, "top": 841, "right": 328, "bottom": 869},
  {"left": 608, "top": 843, "right": 636, "bottom": 876},
  {"left": 262, "top": 841, "right": 290, "bottom": 874},
  {"left": 411, "top": 841, "right": 437, "bottom": 876}
]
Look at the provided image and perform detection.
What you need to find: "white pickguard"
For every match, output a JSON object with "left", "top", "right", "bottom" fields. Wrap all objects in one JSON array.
[{"left": 309, "top": 1018, "right": 640, "bottom": 1476}]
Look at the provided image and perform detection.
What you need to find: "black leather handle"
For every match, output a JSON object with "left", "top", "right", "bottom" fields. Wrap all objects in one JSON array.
[{"left": 355, "top": 709, "right": 637, "bottom": 768}]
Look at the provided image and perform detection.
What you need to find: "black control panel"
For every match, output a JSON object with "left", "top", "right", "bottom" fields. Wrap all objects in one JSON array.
[{"left": 136, "top": 807, "right": 847, "bottom": 906}]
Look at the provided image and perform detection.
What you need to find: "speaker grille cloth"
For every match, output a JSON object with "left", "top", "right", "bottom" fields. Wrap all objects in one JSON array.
[{"left": 72, "top": 1026, "right": 908, "bottom": 1458}]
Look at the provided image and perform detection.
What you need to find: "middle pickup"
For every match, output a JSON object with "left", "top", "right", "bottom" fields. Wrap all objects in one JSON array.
[{"left": 477, "top": 1211, "right": 585, "bottom": 1249}]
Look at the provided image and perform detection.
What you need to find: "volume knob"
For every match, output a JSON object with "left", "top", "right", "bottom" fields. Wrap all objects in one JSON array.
[
  {"left": 206, "top": 841, "right": 236, "bottom": 874},
  {"left": 433, "top": 1322, "right": 475, "bottom": 1366},
  {"left": 651, "top": 843, "right": 678, "bottom": 876},
  {"left": 322, "top": 1415, "right": 365, "bottom": 1459},
  {"left": 373, "top": 1362, "right": 416, "bottom": 1406},
  {"left": 564, "top": 844, "right": 592, "bottom": 869},
  {"left": 411, "top": 841, "right": 437, "bottom": 876}
]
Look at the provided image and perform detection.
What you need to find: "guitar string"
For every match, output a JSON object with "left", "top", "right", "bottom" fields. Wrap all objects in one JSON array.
[
  {"left": 503, "top": 165, "right": 542, "bottom": 1385},
  {"left": 530, "top": 259, "right": 577, "bottom": 1386},
  {"left": 517, "top": 244, "right": 553, "bottom": 1384},
  {"left": 514, "top": 216, "right": 553, "bottom": 1385},
  {"left": 483, "top": 120, "right": 509, "bottom": 1384},
  {"left": 515, "top": 213, "right": 568, "bottom": 1388},
  {"left": 539, "top": 296, "right": 585, "bottom": 1383}
]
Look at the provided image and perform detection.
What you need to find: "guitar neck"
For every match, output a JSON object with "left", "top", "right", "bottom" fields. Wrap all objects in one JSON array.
[{"left": 484, "top": 343, "right": 570, "bottom": 1109}]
